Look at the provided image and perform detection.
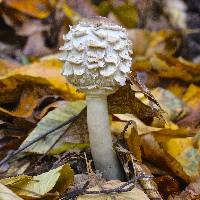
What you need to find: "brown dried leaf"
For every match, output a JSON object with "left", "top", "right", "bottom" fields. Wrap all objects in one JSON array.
[
  {"left": 171, "top": 178, "right": 200, "bottom": 200},
  {"left": 108, "top": 84, "right": 163, "bottom": 125},
  {"left": 114, "top": 144, "right": 162, "bottom": 199},
  {"left": 127, "top": 29, "right": 182, "bottom": 57},
  {"left": 154, "top": 175, "right": 180, "bottom": 199},
  {"left": 134, "top": 54, "right": 200, "bottom": 83}
]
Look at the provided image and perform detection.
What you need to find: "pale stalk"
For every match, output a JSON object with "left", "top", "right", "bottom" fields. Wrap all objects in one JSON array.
[{"left": 86, "top": 89, "right": 123, "bottom": 180}]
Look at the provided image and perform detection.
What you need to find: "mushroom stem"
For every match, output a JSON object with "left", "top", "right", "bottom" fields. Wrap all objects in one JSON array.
[{"left": 86, "top": 89, "right": 123, "bottom": 180}]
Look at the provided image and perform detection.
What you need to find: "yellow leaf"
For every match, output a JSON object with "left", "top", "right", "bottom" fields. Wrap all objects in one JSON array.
[
  {"left": 0, "top": 59, "right": 19, "bottom": 76},
  {"left": 178, "top": 84, "right": 200, "bottom": 127},
  {"left": 0, "top": 164, "right": 73, "bottom": 198},
  {"left": 3, "top": 0, "right": 52, "bottom": 18},
  {"left": 141, "top": 134, "right": 191, "bottom": 182},
  {"left": 0, "top": 59, "right": 84, "bottom": 105},
  {"left": 146, "top": 30, "right": 182, "bottom": 57},
  {"left": 111, "top": 114, "right": 162, "bottom": 136},
  {"left": 163, "top": 138, "right": 200, "bottom": 180},
  {"left": 0, "top": 175, "right": 31, "bottom": 186}
]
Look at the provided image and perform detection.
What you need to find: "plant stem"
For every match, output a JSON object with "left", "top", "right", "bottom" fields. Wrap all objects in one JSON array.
[{"left": 86, "top": 89, "right": 123, "bottom": 180}]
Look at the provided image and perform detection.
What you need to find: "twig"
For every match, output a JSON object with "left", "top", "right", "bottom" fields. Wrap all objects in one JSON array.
[
  {"left": 61, "top": 179, "right": 135, "bottom": 200},
  {"left": 120, "top": 120, "right": 135, "bottom": 139},
  {"left": 0, "top": 115, "right": 79, "bottom": 167},
  {"left": 60, "top": 181, "right": 90, "bottom": 200},
  {"left": 38, "top": 125, "right": 70, "bottom": 162},
  {"left": 85, "top": 179, "right": 135, "bottom": 194}
]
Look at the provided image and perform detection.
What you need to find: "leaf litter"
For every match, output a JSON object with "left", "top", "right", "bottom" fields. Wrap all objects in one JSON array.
[{"left": 0, "top": 0, "right": 200, "bottom": 199}]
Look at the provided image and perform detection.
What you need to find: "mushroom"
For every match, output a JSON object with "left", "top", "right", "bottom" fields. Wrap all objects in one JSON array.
[{"left": 59, "top": 17, "right": 132, "bottom": 180}]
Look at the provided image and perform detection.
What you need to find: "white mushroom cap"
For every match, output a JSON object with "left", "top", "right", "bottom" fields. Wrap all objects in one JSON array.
[{"left": 59, "top": 17, "right": 132, "bottom": 90}]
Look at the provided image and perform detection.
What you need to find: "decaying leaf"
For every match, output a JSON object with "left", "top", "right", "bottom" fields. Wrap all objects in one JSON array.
[
  {"left": 0, "top": 59, "right": 84, "bottom": 105},
  {"left": 0, "top": 163, "right": 74, "bottom": 198},
  {"left": 163, "top": 137, "right": 200, "bottom": 180},
  {"left": 0, "top": 59, "right": 19, "bottom": 76},
  {"left": 114, "top": 144, "right": 162, "bottom": 199},
  {"left": 141, "top": 134, "right": 197, "bottom": 182},
  {"left": 146, "top": 30, "right": 182, "bottom": 57},
  {"left": 171, "top": 177, "right": 200, "bottom": 200},
  {"left": 177, "top": 84, "right": 200, "bottom": 128},
  {"left": 20, "top": 100, "right": 87, "bottom": 155},
  {"left": 150, "top": 87, "right": 188, "bottom": 121},
  {"left": 111, "top": 114, "right": 162, "bottom": 136},
  {"left": 65, "top": 0, "right": 98, "bottom": 18},
  {"left": 108, "top": 84, "right": 163, "bottom": 125},
  {"left": 0, "top": 183, "right": 23, "bottom": 200},
  {"left": 134, "top": 54, "right": 200, "bottom": 83},
  {"left": 154, "top": 175, "right": 180, "bottom": 199},
  {"left": 128, "top": 29, "right": 182, "bottom": 57},
  {"left": 3, "top": 0, "right": 53, "bottom": 18}
]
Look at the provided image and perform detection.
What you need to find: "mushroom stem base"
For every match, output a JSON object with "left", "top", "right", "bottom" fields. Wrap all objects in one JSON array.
[{"left": 86, "top": 90, "right": 123, "bottom": 180}]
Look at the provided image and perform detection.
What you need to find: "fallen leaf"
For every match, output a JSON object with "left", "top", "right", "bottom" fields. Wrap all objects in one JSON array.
[
  {"left": 128, "top": 29, "right": 150, "bottom": 56},
  {"left": 150, "top": 54, "right": 200, "bottom": 82},
  {"left": 0, "top": 163, "right": 73, "bottom": 198},
  {"left": 127, "top": 29, "right": 182, "bottom": 57},
  {"left": 171, "top": 177, "right": 200, "bottom": 200},
  {"left": 154, "top": 175, "right": 180, "bottom": 199},
  {"left": 146, "top": 30, "right": 182, "bottom": 57},
  {"left": 3, "top": 0, "right": 52, "bottom": 18},
  {"left": 0, "top": 5, "right": 28, "bottom": 26},
  {"left": 163, "top": 138, "right": 200, "bottom": 180},
  {"left": 0, "top": 183, "right": 22, "bottom": 200},
  {"left": 141, "top": 134, "right": 196, "bottom": 182},
  {"left": 114, "top": 144, "right": 162, "bottom": 199},
  {"left": 108, "top": 84, "right": 163, "bottom": 125},
  {"left": 20, "top": 100, "right": 87, "bottom": 154},
  {"left": 149, "top": 87, "right": 188, "bottom": 121},
  {"left": 0, "top": 59, "right": 84, "bottom": 105},
  {"left": 163, "top": 0, "right": 187, "bottom": 28},
  {"left": 33, "top": 97, "right": 65, "bottom": 120},
  {"left": 111, "top": 114, "right": 162, "bottom": 136},
  {"left": 134, "top": 54, "right": 200, "bottom": 83},
  {"left": 177, "top": 84, "right": 200, "bottom": 128},
  {"left": 0, "top": 59, "right": 19, "bottom": 76}
]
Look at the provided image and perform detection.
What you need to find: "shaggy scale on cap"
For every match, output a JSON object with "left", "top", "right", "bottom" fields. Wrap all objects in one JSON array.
[{"left": 59, "top": 17, "right": 132, "bottom": 90}]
